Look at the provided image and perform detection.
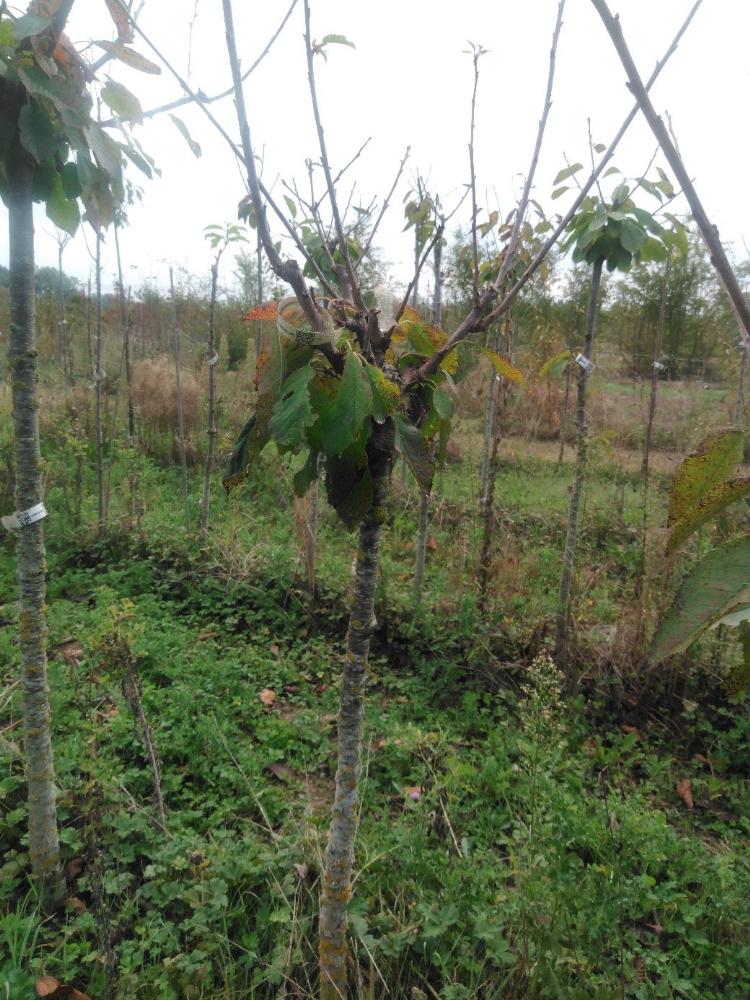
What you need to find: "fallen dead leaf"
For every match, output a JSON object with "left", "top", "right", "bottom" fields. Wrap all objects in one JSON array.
[
  {"left": 66, "top": 857, "right": 84, "bottom": 880},
  {"left": 426, "top": 536, "right": 438, "bottom": 552},
  {"left": 36, "top": 979, "right": 60, "bottom": 998},
  {"left": 268, "top": 763, "right": 294, "bottom": 781},
  {"left": 197, "top": 630, "right": 217, "bottom": 641},
  {"left": 294, "top": 862, "right": 309, "bottom": 880},
  {"left": 259, "top": 688, "right": 276, "bottom": 707},
  {"left": 676, "top": 778, "right": 694, "bottom": 810}
]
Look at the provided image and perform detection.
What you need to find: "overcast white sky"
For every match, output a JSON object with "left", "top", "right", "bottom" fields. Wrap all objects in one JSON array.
[{"left": 2, "top": 0, "right": 749, "bottom": 299}]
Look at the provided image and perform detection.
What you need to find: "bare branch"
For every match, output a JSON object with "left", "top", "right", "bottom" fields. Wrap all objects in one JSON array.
[
  {"left": 393, "top": 223, "right": 445, "bottom": 326},
  {"left": 414, "top": 0, "right": 703, "bottom": 382},
  {"left": 357, "top": 145, "right": 410, "bottom": 266},
  {"left": 303, "top": 0, "right": 364, "bottom": 310},
  {"left": 222, "top": 0, "right": 325, "bottom": 332},
  {"left": 590, "top": 0, "right": 750, "bottom": 343},
  {"left": 468, "top": 45, "right": 482, "bottom": 305}
]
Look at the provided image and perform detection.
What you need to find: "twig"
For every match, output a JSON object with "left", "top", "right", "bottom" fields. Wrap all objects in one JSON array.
[
  {"left": 468, "top": 45, "right": 483, "bottom": 305},
  {"left": 358, "top": 145, "right": 410, "bottom": 265},
  {"left": 393, "top": 223, "right": 445, "bottom": 325},
  {"left": 590, "top": 0, "right": 750, "bottom": 343},
  {"left": 303, "top": 0, "right": 364, "bottom": 310}
]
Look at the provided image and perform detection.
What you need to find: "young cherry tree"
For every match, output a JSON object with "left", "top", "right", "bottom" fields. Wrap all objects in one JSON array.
[
  {"left": 220, "top": 0, "right": 568, "bottom": 991},
  {"left": 0, "top": 1, "right": 153, "bottom": 906},
  {"left": 554, "top": 177, "right": 673, "bottom": 660}
]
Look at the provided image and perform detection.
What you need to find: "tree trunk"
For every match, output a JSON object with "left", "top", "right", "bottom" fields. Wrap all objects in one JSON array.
[
  {"left": 94, "top": 233, "right": 106, "bottom": 533},
  {"left": 555, "top": 257, "right": 603, "bottom": 660},
  {"left": 169, "top": 268, "right": 191, "bottom": 532},
  {"left": 413, "top": 487, "right": 429, "bottom": 603},
  {"left": 557, "top": 305, "right": 578, "bottom": 465},
  {"left": 735, "top": 345, "right": 747, "bottom": 427},
  {"left": 319, "top": 421, "right": 394, "bottom": 1000},
  {"left": 255, "top": 228, "right": 263, "bottom": 361},
  {"left": 432, "top": 237, "right": 443, "bottom": 326},
  {"left": 479, "top": 325, "right": 502, "bottom": 502},
  {"left": 114, "top": 223, "right": 135, "bottom": 440},
  {"left": 7, "top": 152, "right": 64, "bottom": 908},
  {"left": 638, "top": 252, "right": 670, "bottom": 604},
  {"left": 200, "top": 261, "right": 219, "bottom": 543}
]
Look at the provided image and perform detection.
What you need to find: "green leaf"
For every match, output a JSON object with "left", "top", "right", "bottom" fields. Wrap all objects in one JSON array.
[
  {"left": 45, "top": 172, "right": 80, "bottom": 235},
  {"left": 60, "top": 161, "right": 83, "bottom": 198},
  {"left": 19, "top": 103, "right": 57, "bottom": 163},
  {"left": 666, "top": 478, "right": 750, "bottom": 555},
  {"left": 94, "top": 41, "right": 162, "bottom": 74},
  {"left": 553, "top": 163, "right": 583, "bottom": 185},
  {"left": 479, "top": 347, "right": 526, "bottom": 387},
  {"left": 17, "top": 64, "right": 77, "bottom": 110},
  {"left": 538, "top": 350, "right": 572, "bottom": 379},
  {"left": 667, "top": 429, "right": 743, "bottom": 526},
  {"left": 325, "top": 450, "right": 372, "bottom": 530},
  {"left": 283, "top": 194, "right": 298, "bottom": 219},
  {"left": 269, "top": 363, "right": 315, "bottom": 449},
  {"left": 649, "top": 538, "right": 750, "bottom": 662},
  {"left": 320, "top": 33, "right": 355, "bottom": 48},
  {"left": 31, "top": 159, "right": 56, "bottom": 201},
  {"left": 618, "top": 218, "right": 646, "bottom": 254},
  {"left": 365, "top": 365, "right": 400, "bottom": 423},
  {"left": 293, "top": 449, "right": 320, "bottom": 497},
  {"left": 318, "top": 352, "right": 372, "bottom": 456},
  {"left": 551, "top": 186, "right": 569, "bottom": 200},
  {"left": 432, "top": 387, "right": 453, "bottom": 421},
  {"left": 394, "top": 413, "right": 434, "bottom": 492},
  {"left": 169, "top": 114, "right": 201, "bottom": 158},
  {"left": 101, "top": 79, "right": 143, "bottom": 124},
  {"left": 84, "top": 123, "right": 123, "bottom": 179},
  {"left": 12, "top": 13, "right": 52, "bottom": 41}
]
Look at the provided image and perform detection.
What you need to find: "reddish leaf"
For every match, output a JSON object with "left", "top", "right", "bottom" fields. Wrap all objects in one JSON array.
[
  {"left": 259, "top": 688, "right": 276, "bottom": 706},
  {"left": 268, "top": 762, "right": 293, "bottom": 781},
  {"left": 104, "top": 0, "right": 134, "bottom": 42},
  {"left": 36, "top": 979, "right": 60, "bottom": 998},
  {"left": 244, "top": 301, "right": 278, "bottom": 322},
  {"left": 676, "top": 778, "right": 694, "bottom": 810},
  {"left": 403, "top": 786, "right": 422, "bottom": 802},
  {"left": 426, "top": 536, "right": 438, "bottom": 552}
]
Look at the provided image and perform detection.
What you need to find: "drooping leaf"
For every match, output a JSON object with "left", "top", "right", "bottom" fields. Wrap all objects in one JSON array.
[
  {"left": 269, "top": 363, "right": 315, "bottom": 449},
  {"left": 31, "top": 159, "right": 56, "bottom": 201},
  {"left": 649, "top": 537, "right": 750, "bottom": 663},
  {"left": 325, "top": 447, "right": 372, "bottom": 529},
  {"left": 103, "top": 0, "right": 134, "bottom": 41},
  {"left": 101, "top": 79, "right": 143, "bottom": 124},
  {"left": 293, "top": 448, "right": 320, "bottom": 497},
  {"left": 480, "top": 347, "right": 526, "bottom": 387},
  {"left": 169, "top": 114, "right": 201, "bottom": 157},
  {"left": 84, "top": 123, "right": 122, "bottom": 179},
  {"left": 394, "top": 413, "right": 434, "bottom": 492},
  {"left": 667, "top": 429, "right": 743, "bottom": 526},
  {"left": 19, "top": 102, "right": 58, "bottom": 163},
  {"left": 538, "top": 350, "right": 572, "bottom": 379},
  {"left": 551, "top": 186, "right": 569, "bottom": 200},
  {"left": 432, "top": 387, "right": 453, "bottom": 422},
  {"left": 94, "top": 40, "right": 161, "bottom": 74},
  {"left": 365, "top": 364, "right": 400, "bottom": 423},
  {"left": 666, "top": 478, "right": 750, "bottom": 555},
  {"left": 45, "top": 172, "right": 80, "bottom": 235},
  {"left": 318, "top": 351, "right": 372, "bottom": 456},
  {"left": 618, "top": 218, "right": 647, "bottom": 254}
]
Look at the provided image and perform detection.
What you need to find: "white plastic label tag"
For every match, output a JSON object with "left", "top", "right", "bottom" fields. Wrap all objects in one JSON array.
[
  {"left": 575, "top": 353, "right": 594, "bottom": 373},
  {"left": 1, "top": 502, "right": 48, "bottom": 531},
  {"left": 653, "top": 361, "right": 666, "bottom": 372},
  {"left": 207, "top": 351, "right": 219, "bottom": 367}
]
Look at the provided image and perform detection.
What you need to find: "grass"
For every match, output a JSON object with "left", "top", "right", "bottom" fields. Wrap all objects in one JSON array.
[{"left": 2, "top": 371, "right": 750, "bottom": 998}]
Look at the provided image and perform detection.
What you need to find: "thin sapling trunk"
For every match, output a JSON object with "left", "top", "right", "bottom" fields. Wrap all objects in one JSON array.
[
  {"left": 94, "top": 233, "right": 106, "bottom": 533},
  {"left": 200, "top": 259, "right": 220, "bottom": 543},
  {"left": 557, "top": 306, "right": 578, "bottom": 465},
  {"left": 169, "top": 268, "right": 191, "bottom": 532},
  {"left": 555, "top": 257, "right": 604, "bottom": 660},
  {"left": 7, "top": 151, "right": 65, "bottom": 908},
  {"left": 114, "top": 222, "right": 136, "bottom": 440}
]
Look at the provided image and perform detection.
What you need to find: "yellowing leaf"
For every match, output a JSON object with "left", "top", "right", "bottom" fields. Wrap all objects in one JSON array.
[
  {"left": 667, "top": 429, "right": 743, "bottom": 526},
  {"left": 666, "top": 477, "right": 750, "bottom": 555},
  {"left": 480, "top": 347, "right": 526, "bottom": 387}
]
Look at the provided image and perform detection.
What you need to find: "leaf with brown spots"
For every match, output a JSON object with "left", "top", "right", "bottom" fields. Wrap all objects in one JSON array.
[{"left": 667, "top": 428, "right": 743, "bottom": 527}]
